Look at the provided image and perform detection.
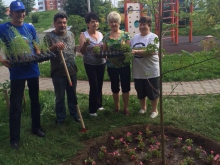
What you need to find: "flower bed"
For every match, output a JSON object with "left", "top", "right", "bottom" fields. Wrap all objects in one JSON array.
[{"left": 63, "top": 125, "right": 220, "bottom": 165}]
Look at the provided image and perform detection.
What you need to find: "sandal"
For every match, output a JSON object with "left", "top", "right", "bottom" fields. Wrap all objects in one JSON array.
[{"left": 123, "top": 110, "right": 130, "bottom": 115}]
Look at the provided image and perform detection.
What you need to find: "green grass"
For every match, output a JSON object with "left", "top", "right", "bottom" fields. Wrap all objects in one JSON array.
[
  {"left": 39, "top": 50, "right": 220, "bottom": 82},
  {"left": 0, "top": 91, "right": 220, "bottom": 165},
  {"left": 24, "top": 10, "right": 59, "bottom": 32}
]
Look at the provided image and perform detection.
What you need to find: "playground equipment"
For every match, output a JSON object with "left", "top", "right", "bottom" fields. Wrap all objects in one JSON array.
[{"left": 123, "top": 0, "right": 194, "bottom": 43}]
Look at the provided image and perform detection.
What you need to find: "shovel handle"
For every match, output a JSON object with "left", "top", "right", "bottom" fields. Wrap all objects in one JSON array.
[{"left": 60, "top": 50, "right": 72, "bottom": 86}]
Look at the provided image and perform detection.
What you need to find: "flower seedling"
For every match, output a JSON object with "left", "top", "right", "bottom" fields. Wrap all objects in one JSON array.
[
  {"left": 174, "top": 137, "right": 183, "bottom": 146},
  {"left": 136, "top": 132, "right": 143, "bottom": 142},
  {"left": 111, "top": 136, "right": 123, "bottom": 147},
  {"left": 207, "top": 151, "right": 215, "bottom": 163},
  {"left": 138, "top": 141, "right": 145, "bottom": 150},
  {"left": 180, "top": 157, "right": 194, "bottom": 165},
  {"left": 185, "top": 139, "right": 193, "bottom": 146},
  {"left": 195, "top": 146, "right": 203, "bottom": 158},
  {"left": 126, "top": 148, "right": 137, "bottom": 161},
  {"left": 125, "top": 132, "right": 132, "bottom": 142},
  {"left": 84, "top": 157, "right": 96, "bottom": 165},
  {"left": 98, "top": 145, "right": 107, "bottom": 160},
  {"left": 182, "top": 145, "right": 192, "bottom": 154},
  {"left": 149, "top": 136, "right": 157, "bottom": 144},
  {"left": 145, "top": 126, "right": 152, "bottom": 136}
]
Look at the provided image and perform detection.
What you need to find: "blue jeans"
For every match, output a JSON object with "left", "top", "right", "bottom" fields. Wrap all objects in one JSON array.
[
  {"left": 10, "top": 77, "right": 41, "bottom": 144},
  {"left": 52, "top": 75, "right": 78, "bottom": 122}
]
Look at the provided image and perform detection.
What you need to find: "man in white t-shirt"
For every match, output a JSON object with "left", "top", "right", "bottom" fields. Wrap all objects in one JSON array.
[{"left": 130, "top": 16, "right": 160, "bottom": 118}]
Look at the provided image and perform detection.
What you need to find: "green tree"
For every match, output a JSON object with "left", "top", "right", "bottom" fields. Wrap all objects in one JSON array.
[
  {"left": 64, "top": 0, "right": 103, "bottom": 17},
  {"left": 20, "top": 0, "right": 35, "bottom": 16},
  {"left": 68, "top": 15, "right": 87, "bottom": 44},
  {"left": 0, "top": 0, "right": 6, "bottom": 19}
]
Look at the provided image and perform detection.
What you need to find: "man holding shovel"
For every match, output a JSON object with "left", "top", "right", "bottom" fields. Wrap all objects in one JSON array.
[{"left": 44, "top": 12, "right": 80, "bottom": 124}]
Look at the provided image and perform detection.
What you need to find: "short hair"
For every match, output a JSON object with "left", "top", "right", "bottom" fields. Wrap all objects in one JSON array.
[
  {"left": 85, "top": 12, "right": 99, "bottom": 24},
  {"left": 139, "top": 16, "right": 152, "bottom": 27},
  {"left": 107, "top": 11, "right": 121, "bottom": 25},
  {"left": 54, "top": 12, "right": 68, "bottom": 22}
]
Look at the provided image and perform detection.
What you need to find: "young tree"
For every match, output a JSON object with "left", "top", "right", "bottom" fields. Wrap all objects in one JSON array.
[{"left": 20, "top": 0, "right": 35, "bottom": 16}]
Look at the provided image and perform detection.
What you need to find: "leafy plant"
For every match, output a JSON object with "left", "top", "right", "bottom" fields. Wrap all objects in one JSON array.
[
  {"left": 125, "top": 132, "right": 132, "bottom": 142},
  {"left": 31, "top": 14, "right": 39, "bottom": 23},
  {"left": 92, "top": 45, "right": 101, "bottom": 54},
  {"left": 174, "top": 137, "right": 183, "bottom": 146},
  {"left": 180, "top": 157, "right": 194, "bottom": 165},
  {"left": 8, "top": 26, "right": 31, "bottom": 60},
  {"left": 182, "top": 145, "right": 192, "bottom": 154},
  {"left": 84, "top": 157, "right": 96, "bottom": 165},
  {"left": 0, "top": 39, "right": 9, "bottom": 60},
  {"left": 185, "top": 139, "right": 193, "bottom": 146}
]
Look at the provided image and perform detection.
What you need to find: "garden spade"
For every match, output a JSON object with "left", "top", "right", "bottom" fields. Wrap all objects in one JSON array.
[{"left": 59, "top": 50, "right": 87, "bottom": 132}]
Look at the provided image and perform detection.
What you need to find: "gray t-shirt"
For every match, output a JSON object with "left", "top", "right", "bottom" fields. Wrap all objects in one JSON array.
[
  {"left": 83, "top": 31, "right": 106, "bottom": 65},
  {"left": 130, "top": 32, "right": 160, "bottom": 79},
  {"left": 44, "top": 31, "right": 77, "bottom": 77}
]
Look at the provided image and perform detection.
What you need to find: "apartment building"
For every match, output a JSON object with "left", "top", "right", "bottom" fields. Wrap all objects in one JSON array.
[{"left": 38, "top": 0, "right": 65, "bottom": 12}]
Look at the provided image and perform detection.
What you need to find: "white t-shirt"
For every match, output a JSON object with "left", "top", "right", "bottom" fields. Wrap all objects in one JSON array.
[{"left": 130, "top": 32, "right": 160, "bottom": 79}]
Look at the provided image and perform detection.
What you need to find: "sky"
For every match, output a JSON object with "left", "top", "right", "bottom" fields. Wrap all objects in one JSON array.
[{"left": 3, "top": 0, "right": 119, "bottom": 8}]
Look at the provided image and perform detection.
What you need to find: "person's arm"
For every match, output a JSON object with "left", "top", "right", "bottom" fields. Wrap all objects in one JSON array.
[
  {"left": 102, "top": 43, "right": 108, "bottom": 51},
  {"left": 0, "top": 55, "right": 10, "bottom": 68},
  {"left": 132, "top": 49, "right": 156, "bottom": 57},
  {"left": 44, "top": 33, "right": 65, "bottom": 52},
  {"left": 79, "top": 32, "right": 90, "bottom": 55},
  {"left": 132, "top": 37, "right": 159, "bottom": 57}
]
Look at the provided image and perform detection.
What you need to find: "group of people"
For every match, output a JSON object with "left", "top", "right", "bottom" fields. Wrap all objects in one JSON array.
[
  {"left": 0, "top": 0, "right": 160, "bottom": 150},
  {"left": 79, "top": 11, "right": 160, "bottom": 118}
]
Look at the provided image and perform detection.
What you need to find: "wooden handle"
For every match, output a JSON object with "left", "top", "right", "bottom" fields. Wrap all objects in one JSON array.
[
  {"left": 76, "top": 105, "right": 86, "bottom": 130},
  {"left": 60, "top": 50, "right": 72, "bottom": 86}
]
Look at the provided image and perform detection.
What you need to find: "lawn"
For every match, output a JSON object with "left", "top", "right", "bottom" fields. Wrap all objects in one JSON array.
[
  {"left": 39, "top": 50, "right": 220, "bottom": 82},
  {"left": 24, "top": 10, "right": 59, "bottom": 32},
  {"left": 0, "top": 91, "right": 220, "bottom": 165}
]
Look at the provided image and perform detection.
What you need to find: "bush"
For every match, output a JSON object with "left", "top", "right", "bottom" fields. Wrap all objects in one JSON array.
[{"left": 31, "top": 14, "right": 39, "bottom": 23}]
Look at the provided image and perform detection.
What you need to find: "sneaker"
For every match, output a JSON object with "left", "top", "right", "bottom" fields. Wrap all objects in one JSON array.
[
  {"left": 150, "top": 111, "right": 158, "bottom": 118},
  {"left": 89, "top": 113, "right": 97, "bottom": 117},
  {"left": 98, "top": 107, "right": 105, "bottom": 111},
  {"left": 139, "top": 109, "right": 146, "bottom": 114}
]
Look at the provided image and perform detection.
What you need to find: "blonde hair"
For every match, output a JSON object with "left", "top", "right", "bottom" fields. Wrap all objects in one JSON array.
[{"left": 107, "top": 11, "right": 121, "bottom": 25}]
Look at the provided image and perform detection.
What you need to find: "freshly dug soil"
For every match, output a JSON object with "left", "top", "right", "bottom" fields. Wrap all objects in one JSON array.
[{"left": 63, "top": 125, "right": 220, "bottom": 165}]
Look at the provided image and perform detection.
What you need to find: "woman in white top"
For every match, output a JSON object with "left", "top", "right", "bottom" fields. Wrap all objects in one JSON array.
[
  {"left": 79, "top": 12, "right": 106, "bottom": 117},
  {"left": 131, "top": 16, "right": 160, "bottom": 118}
]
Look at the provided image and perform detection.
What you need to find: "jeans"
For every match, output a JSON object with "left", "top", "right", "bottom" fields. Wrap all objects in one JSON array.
[
  {"left": 9, "top": 77, "right": 41, "bottom": 144},
  {"left": 52, "top": 74, "right": 78, "bottom": 121},
  {"left": 84, "top": 63, "right": 106, "bottom": 113}
]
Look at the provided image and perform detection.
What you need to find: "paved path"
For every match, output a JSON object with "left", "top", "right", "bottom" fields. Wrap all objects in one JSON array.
[{"left": 1, "top": 66, "right": 220, "bottom": 96}]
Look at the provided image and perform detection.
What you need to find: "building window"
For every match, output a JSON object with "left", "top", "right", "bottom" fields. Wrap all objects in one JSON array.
[{"left": 50, "top": 1, "right": 52, "bottom": 4}]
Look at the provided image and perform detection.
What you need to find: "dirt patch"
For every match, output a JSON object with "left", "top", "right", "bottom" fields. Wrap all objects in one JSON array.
[{"left": 63, "top": 125, "right": 220, "bottom": 165}]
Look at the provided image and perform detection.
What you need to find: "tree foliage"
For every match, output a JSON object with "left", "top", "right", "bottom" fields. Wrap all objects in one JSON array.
[
  {"left": 64, "top": 0, "right": 113, "bottom": 35},
  {"left": 20, "top": 0, "right": 35, "bottom": 16},
  {"left": 68, "top": 15, "right": 87, "bottom": 38},
  {"left": 64, "top": 0, "right": 100, "bottom": 17},
  {"left": 0, "top": 0, "right": 6, "bottom": 19}
]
